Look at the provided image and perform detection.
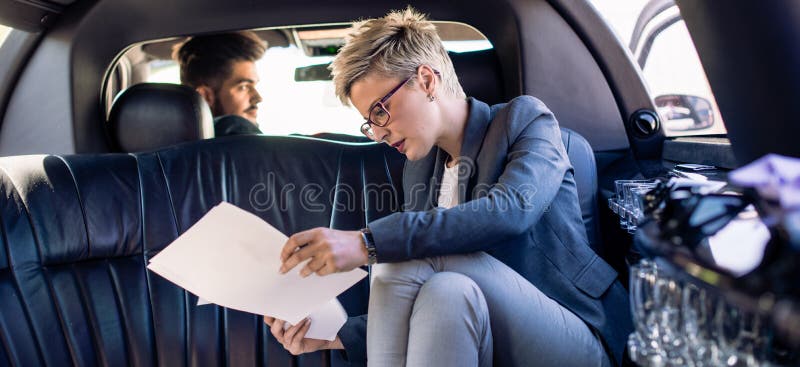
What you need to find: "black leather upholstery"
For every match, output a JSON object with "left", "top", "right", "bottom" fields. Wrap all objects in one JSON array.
[
  {"left": 107, "top": 83, "right": 215, "bottom": 152},
  {"left": 0, "top": 136, "right": 403, "bottom": 366},
  {"left": 449, "top": 49, "right": 506, "bottom": 106},
  {"left": 0, "top": 130, "right": 598, "bottom": 367}
]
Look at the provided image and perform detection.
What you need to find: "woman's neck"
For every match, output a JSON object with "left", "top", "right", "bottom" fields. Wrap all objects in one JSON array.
[{"left": 436, "top": 97, "right": 470, "bottom": 168}]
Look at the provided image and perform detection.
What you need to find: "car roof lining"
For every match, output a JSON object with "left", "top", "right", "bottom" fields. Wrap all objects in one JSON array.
[
  {"left": 139, "top": 29, "right": 293, "bottom": 61},
  {"left": 0, "top": 0, "right": 69, "bottom": 32}
]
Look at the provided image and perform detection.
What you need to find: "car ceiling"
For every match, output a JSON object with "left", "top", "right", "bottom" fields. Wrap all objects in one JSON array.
[
  {"left": 0, "top": 0, "right": 76, "bottom": 32},
  {"left": 138, "top": 22, "right": 484, "bottom": 62}
]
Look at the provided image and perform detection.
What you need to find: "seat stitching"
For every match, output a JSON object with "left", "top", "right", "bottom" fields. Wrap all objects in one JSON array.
[
  {"left": 106, "top": 260, "right": 132, "bottom": 366},
  {"left": 131, "top": 152, "right": 160, "bottom": 365},
  {"left": 155, "top": 153, "right": 190, "bottom": 366},
  {"left": 55, "top": 156, "right": 92, "bottom": 260}
]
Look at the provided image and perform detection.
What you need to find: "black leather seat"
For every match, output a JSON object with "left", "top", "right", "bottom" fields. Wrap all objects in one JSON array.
[
  {"left": 0, "top": 136, "right": 404, "bottom": 366},
  {"left": 449, "top": 49, "right": 505, "bottom": 106},
  {"left": 108, "top": 83, "right": 215, "bottom": 152}
]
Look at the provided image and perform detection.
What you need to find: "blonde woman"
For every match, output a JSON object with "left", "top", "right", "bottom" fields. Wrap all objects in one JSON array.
[{"left": 267, "top": 7, "right": 631, "bottom": 367}]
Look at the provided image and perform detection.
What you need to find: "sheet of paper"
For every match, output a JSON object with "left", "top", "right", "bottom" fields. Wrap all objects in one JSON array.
[
  {"left": 147, "top": 202, "right": 367, "bottom": 339},
  {"left": 197, "top": 295, "right": 347, "bottom": 340},
  {"left": 197, "top": 296, "right": 346, "bottom": 341},
  {"left": 281, "top": 298, "right": 348, "bottom": 341}
]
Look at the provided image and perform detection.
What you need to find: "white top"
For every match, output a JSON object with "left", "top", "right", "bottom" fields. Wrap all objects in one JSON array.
[{"left": 437, "top": 163, "right": 460, "bottom": 209}]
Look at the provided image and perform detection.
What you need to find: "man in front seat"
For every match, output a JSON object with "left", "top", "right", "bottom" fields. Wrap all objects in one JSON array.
[{"left": 173, "top": 31, "right": 266, "bottom": 136}]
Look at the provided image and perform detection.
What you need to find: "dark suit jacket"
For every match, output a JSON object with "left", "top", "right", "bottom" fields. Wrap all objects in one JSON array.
[
  {"left": 338, "top": 96, "right": 632, "bottom": 366},
  {"left": 213, "top": 115, "right": 263, "bottom": 137}
]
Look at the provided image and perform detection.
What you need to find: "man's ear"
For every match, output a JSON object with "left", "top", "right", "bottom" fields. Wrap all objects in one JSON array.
[{"left": 195, "top": 86, "right": 215, "bottom": 108}]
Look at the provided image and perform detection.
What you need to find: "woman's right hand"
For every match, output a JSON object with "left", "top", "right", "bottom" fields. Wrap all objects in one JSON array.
[
  {"left": 263, "top": 316, "right": 344, "bottom": 355},
  {"left": 279, "top": 228, "right": 368, "bottom": 276}
]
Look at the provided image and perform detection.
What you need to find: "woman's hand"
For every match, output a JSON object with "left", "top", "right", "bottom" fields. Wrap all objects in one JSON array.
[
  {"left": 279, "top": 228, "right": 367, "bottom": 276},
  {"left": 263, "top": 316, "right": 344, "bottom": 355}
]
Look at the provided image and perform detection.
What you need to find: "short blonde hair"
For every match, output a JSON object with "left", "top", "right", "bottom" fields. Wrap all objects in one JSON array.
[{"left": 330, "top": 7, "right": 466, "bottom": 106}]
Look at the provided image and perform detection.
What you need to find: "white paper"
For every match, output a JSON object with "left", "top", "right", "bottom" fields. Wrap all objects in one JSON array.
[
  {"left": 197, "top": 296, "right": 345, "bottom": 340},
  {"left": 147, "top": 202, "right": 367, "bottom": 340},
  {"left": 281, "top": 298, "right": 348, "bottom": 341}
]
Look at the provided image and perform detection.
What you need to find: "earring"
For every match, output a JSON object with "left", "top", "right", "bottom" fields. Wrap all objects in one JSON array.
[{"left": 427, "top": 94, "right": 436, "bottom": 102}]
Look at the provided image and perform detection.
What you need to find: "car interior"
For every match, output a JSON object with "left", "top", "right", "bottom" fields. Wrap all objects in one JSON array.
[{"left": 1, "top": 0, "right": 799, "bottom": 366}]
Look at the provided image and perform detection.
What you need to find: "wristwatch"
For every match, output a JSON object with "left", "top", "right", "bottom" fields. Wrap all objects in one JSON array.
[{"left": 359, "top": 227, "right": 378, "bottom": 265}]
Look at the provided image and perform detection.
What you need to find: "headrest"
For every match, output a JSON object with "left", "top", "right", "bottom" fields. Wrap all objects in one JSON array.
[
  {"left": 449, "top": 49, "right": 506, "bottom": 106},
  {"left": 108, "top": 83, "right": 214, "bottom": 152}
]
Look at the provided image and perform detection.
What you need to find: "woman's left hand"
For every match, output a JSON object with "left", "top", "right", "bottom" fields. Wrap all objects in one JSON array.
[
  {"left": 279, "top": 228, "right": 368, "bottom": 276},
  {"left": 263, "top": 316, "right": 344, "bottom": 355}
]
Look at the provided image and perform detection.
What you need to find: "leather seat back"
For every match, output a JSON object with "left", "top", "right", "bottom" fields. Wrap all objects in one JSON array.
[
  {"left": 0, "top": 136, "right": 403, "bottom": 366},
  {"left": 449, "top": 49, "right": 505, "bottom": 105},
  {"left": 108, "top": 83, "right": 215, "bottom": 152}
]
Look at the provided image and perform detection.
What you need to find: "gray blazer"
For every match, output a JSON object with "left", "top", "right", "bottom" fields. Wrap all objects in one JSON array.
[{"left": 341, "top": 96, "right": 632, "bottom": 366}]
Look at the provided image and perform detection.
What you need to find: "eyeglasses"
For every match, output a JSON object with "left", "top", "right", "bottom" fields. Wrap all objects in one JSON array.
[
  {"left": 359, "top": 69, "right": 441, "bottom": 139},
  {"left": 360, "top": 76, "right": 412, "bottom": 138}
]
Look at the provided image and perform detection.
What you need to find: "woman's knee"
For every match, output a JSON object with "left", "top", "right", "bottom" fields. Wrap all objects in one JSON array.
[
  {"left": 412, "top": 272, "right": 489, "bottom": 317},
  {"left": 407, "top": 272, "right": 494, "bottom": 366},
  {"left": 369, "top": 260, "right": 430, "bottom": 295}
]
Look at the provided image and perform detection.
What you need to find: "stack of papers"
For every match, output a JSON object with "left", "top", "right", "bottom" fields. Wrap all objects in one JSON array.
[{"left": 147, "top": 202, "right": 368, "bottom": 341}]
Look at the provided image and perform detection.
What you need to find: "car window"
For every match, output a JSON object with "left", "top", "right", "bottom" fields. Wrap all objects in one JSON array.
[
  {"left": 132, "top": 23, "right": 491, "bottom": 137},
  {"left": 590, "top": 0, "right": 726, "bottom": 137},
  {"left": 0, "top": 25, "right": 12, "bottom": 46}
]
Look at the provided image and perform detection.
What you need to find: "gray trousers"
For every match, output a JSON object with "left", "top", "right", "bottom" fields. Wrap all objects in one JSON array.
[{"left": 366, "top": 252, "right": 611, "bottom": 367}]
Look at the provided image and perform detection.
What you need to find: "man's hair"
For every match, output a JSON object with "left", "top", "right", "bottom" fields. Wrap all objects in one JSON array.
[
  {"left": 330, "top": 7, "right": 465, "bottom": 106},
  {"left": 173, "top": 31, "right": 267, "bottom": 89}
]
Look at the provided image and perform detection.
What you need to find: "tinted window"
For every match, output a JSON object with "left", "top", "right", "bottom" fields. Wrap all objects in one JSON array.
[
  {"left": 120, "top": 22, "right": 492, "bottom": 137},
  {"left": 590, "top": 0, "right": 726, "bottom": 137},
  {"left": 0, "top": 25, "right": 12, "bottom": 47}
]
